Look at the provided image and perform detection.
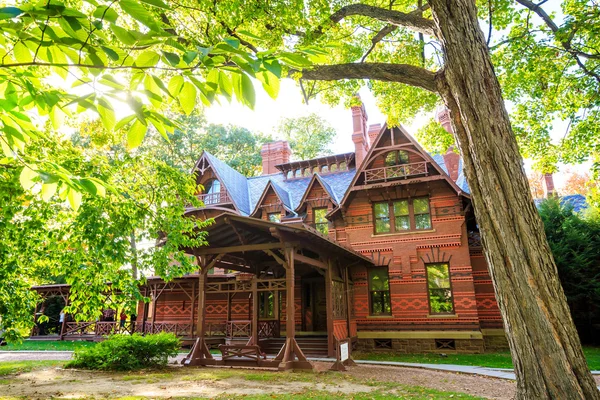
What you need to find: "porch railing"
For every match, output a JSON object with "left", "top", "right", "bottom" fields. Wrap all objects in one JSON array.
[
  {"left": 196, "top": 190, "right": 231, "bottom": 206},
  {"left": 363, "top": 161, "right": 428, "bottom": 184},
  {"left": 225, "top": 320, "right": 280, "bottom": 339},
  {"left": 61, "top": 321, "right": 217, "bottom": 338}
]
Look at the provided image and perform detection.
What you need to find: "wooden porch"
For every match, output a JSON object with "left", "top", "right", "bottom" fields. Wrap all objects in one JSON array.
[{"left": 180, "top": 213, "right": 370, "bottom": 370}]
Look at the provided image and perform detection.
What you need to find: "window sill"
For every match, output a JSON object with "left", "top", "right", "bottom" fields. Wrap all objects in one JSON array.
[
  {"left": 427, "top": 314, "right": 458, "bottom": 318},
  {"left": 367, "top": 315, "right": 394, "bottom": 319},
  {"left": 372, "top": 229, "right": 436, "bottom": 238}
]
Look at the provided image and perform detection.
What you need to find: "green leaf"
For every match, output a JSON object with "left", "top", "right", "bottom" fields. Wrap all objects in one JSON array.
[
  {"left": 19, "top": 165, "right": 37, "bottom": 190},
  {"left": 97, "top": 98, "right": 116, "bottom": 131},
  {"left": 0, "top": 7, "right": 23, "bottom": 20},
  {"left": 280, "top": 52, "right": 311, "bottom": 67},
  {"left": 110, "top": 25, "right": 137, "bottom": 46},
  {"left": 163, "top": 51, "right": 179, "bottom": 67},
  {"left": 263, "top": 59, "right": 282, "bottom": 78},
  {"left": 41, "top": 182, "right": 58, "bottom": 201},
  {"left": 179, "top": 81, "right": 196, "bottom": 115},
  {"left": 127, "top": 119, "right": 148, "bottom": 149},
  {"left": 78, "top": 178, "right": 98, "bottom": 195},
  {"left": 257, "top": 70, "right": 279, "bottom": 99},
  {"left": 115, "top": 114, "right": 136, "bottom": 131},
  {"left": 67, "top": 188, "right": 82, "bottom": 211},
  {"left": 135, "top": 50, "right": 160, "bottom": 67},
  {"left": 93, "top": 5, "right": 118, "bottom": 23},
  {"left": 168, "top": 75, "right": 184, "bottom": 97},
  {"left": 119, "top": 0, "right": 160, "bottom": 31},
  {"left": 13, "top": 41, "right": 32, "bottom": 63},
  {"left": 139, "top": 0, "right": 170, "bottom": 10},
  {"left": 182, "top": 51, "right": 197, "bottom": 65},
  {"left": 101, "top": 46, "right": 119, "bottom": 61},
  {"left": 233, "top": 73, "right": 255, "bottom": 109}
]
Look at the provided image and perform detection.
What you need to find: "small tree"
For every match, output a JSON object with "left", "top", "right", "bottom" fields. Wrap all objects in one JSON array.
[{"left": 276, "top": 113, "right": 335, "bottom": 160}]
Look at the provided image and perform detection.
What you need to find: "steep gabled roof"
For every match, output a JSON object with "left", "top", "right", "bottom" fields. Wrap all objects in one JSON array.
[
  {"left": 335, "top": 123, "right": 469, "bottom": 213},
  {"left": 294, "top": 174, "right": 338, "bottom": 212},
  {"left": 194, "top": 151, "right": 251, "bottom": 215},
  {"left": 249, "top": 180, "right": 295, "bottom": 217}
]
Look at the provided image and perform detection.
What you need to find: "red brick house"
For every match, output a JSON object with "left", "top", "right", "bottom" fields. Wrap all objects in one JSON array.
[{"left": 32, "top": 103, "right": 510, "bottom": 366}]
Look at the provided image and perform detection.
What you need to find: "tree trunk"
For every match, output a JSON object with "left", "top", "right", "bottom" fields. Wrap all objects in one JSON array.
[{"left": 428, "top": 0, "right": 599, "bottom": 398}]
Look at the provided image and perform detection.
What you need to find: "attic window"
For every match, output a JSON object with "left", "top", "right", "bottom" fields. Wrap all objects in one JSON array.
[
  {"left": 321, "top": 165, "right": 329, "bottom": 173},
  {"left": 339, "top": 162, "right": 347, "bottom": 171},
  {"left": 303, "top": 168, "right": 311, "bottom": 177},
  {"left": 385, "top": 150, "right": 409, "bottom": 166},
  {"left": 330, "top": 164, "right": 338, "bottom": 172},
  {"left": 286, "top": 171, "right": 294, "bottom": 179},
  {"left": 295, "top": 169, "right": 302, "bottom": 178}
]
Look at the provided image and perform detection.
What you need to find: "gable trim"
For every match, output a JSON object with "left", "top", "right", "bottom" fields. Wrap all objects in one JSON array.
[
  {"left": 294, "top": 173, "right": 338, "bottom": 212},
  {"left": 192, "top": 151, "right": 243, "bottom": 215},
  {"left": 249, "top": 180, "right": 294, "bottom": 217}
]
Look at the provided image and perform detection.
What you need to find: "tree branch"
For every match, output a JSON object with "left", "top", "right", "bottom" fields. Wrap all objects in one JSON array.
[
  {"left": 515, "top": 0, "right": 600, "bottom": 84},
  {"left": 361, "top": 24, "right": 397, "bottom": 62},
  {"left": 330, "top": 4, "right": 434, "bottom": 36},
  {"left": 299, "top": 63, "right": 438, "bottom": 93}
]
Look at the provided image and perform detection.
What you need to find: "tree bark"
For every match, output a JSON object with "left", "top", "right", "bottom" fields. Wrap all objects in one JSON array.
[{"left": 428, "top": 0, "right": 599, "bottom": 398}]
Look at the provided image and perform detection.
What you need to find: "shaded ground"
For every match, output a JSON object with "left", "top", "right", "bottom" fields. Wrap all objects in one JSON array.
[{"left": 0, "top": 360, "right": 514, "bottom": 400}]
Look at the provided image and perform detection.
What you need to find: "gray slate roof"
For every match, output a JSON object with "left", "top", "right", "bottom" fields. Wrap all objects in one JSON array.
[
  {"left": 207, "top": 150, "right": 468, "bottom": 216},
  {"left": 430, "top": 154, "right": 470, "bottom": 194},
  {"left": 534, "top": 194, "right": 588, "bottom": 213}
]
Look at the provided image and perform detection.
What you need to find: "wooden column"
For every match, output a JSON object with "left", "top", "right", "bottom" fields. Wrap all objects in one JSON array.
[
  {"left": 325, "top": 258, "right": 335, "bottom": 357},
  {"left": 182, "top": 257, "right": 216, "bottom": 366},
  {"left": 142, "top": 286, "right": 149, "bottom": 334},
  {"left": 59, "top": 292, "right": 70, "bottom": 340},
  {"left": 190, "top": 281, "right": 196, "bottom": 337},
  {"left": 251, "top": 277, "right": 259, "bottom": 344},
  {"left": 273, "top": 288, "right": 280, "bottom": 337},
  {"left": 344, "top": 265, "right": 352, "bottom": 339},
  {"left": 274, "top": 247, "right": 312, "bottom": 371}
]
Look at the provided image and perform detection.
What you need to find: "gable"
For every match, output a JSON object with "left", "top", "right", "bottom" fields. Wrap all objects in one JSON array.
[
  {"left": 336, "top": 124, "right": 468, "bottom": 213},
  {"left": 250, "top": 181, "right": 294, "bottom": 217}
]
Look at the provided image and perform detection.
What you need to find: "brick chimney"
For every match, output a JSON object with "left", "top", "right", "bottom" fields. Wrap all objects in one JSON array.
[
  {"left": 261, "top": 141, "right": 291, "bottom": 175},
  {"left": 352, "top": 96, "right": 369, "bottom": 168},
  {"left": 435, "top": 107, "right": 460, "bottom": 181},
  {"left": 543, "top": 173, "right": 556, "bottom": 198},
  {"left": 368, "top": 123, "right": 381, "bottom": 146}
]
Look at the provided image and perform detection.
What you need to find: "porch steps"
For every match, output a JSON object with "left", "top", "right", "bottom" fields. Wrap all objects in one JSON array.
[{"left": 260, "top": 337, "right": 328, "bottom": 357}]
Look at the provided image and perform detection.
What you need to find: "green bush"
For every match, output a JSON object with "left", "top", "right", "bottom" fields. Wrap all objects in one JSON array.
[{"left": 65, "top": 333, "right": 180, "bottom": 371}]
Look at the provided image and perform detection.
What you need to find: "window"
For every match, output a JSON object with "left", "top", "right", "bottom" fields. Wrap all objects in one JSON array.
[
  {"left": 258, "top": 292, "right": 274, "bottom": 318},
  {"left": 368, "top": 267, "right": 391, "bottom": 315},
  {"left": 330, "top": 164, "right": 338, "bottom": 172},
  {"left": 385, "top": 150, "right": 409, "bottom": 166},
  {"left": 303, "top": 168, "right": 311, "bottom": 177},
  {"left": 268, "top": 213, "right": 281, "bottom": 223},
  {"left": 286, "top": 171, "right": 293, "bottom": 179},
  {"left": 373, "top": 197, "right": 432, "bottom": 234},
  {"left": 313, "top": 208, "right": 328, "bottom": 235},
  {"left": 321, "top": 165, "right": 329, "bottom": 173},
  {"left": 414, "top": 198, "right": 432, "bottom": 229},
  {"left": 312, "top": 166, "right": 319, "bottom": 174},
  {"left": 426, "top": 263, "right": 454, "bottom": 314},
  {"left": 374, "top": 203, "right": 391, "bottom": 233},
  {"left": 339, "top": 162, "right": 347, "bottom": 171},
  {"left": 295, "top": 169, "right": 302, "bottom": 178},
  {"left": 204, "top": 179, "right": 221, "bottom": 205}
]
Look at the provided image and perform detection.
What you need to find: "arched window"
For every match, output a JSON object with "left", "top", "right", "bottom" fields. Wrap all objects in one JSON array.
[
  {"left": 204, "top": 179, "right": 221, "bottom": 205},
  {"left": 321, "top": 165, "right": 329, "bottom": 174},
  {"left": 295, "top": 169, "right": 302, "bottom": 178},
  {"left": 286, "top": 170, "right": 294, "bottom": 179},
  {"left": 330, "top": 164, "right": 338, "bottom": 172},
  {"left": 339, "top": 162, "right": 347, "bottom": 171},
  {"left": 385, "top": 150, "right": 409, "bottom": 166},
  {"left": 312, "top": 166, "right": 319, "bottom": 174},
  {"left": 304, "top": 168, "right": 311, "bottom": 177}
]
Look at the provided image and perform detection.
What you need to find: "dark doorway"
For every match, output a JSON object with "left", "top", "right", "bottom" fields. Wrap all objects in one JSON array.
[{"left": 301, "top": 276, "right": 326, "bottom": 333}]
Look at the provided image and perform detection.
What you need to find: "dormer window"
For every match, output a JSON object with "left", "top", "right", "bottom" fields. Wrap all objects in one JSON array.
[
  {"left": 204, "top": 179, "right": 221, "bottom": 205},
  {"left": 312, "top": 166, "right": 319, "bottom": 174},
  {"left": 385, "top": 150, "right": 409, "bottom": 166},
  {"left": 339, "top": 162, "right": 347, "bottom": 171},
  {"left": 321, "top": 165, "right": 329, "bottom": 173},
  {"left": 295, "top": 169, "right": 302, "bottom": 178},
  {"left": 287, "top": 171, "right": 294, "bottom": 179},
  {"left": 330, "top": 164, "right": 338, "bottom": 172},
  {"left": 304, "top": 168, "right": 311, "bottom": 177}
]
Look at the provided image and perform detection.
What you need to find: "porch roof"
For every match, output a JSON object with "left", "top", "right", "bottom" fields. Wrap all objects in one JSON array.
[{"left": 184, "top": 213, "right": 374, "bottom": 269}]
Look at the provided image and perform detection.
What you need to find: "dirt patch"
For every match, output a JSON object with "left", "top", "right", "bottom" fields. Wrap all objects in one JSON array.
[
  {"left": 344, "top": 363, "right": 516, "bottom": 400},
  {"left": 0, "top": 365, "right": 376, "bottom": 399}
]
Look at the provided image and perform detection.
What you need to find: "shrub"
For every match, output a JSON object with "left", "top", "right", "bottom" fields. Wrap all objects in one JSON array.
[{"left": 65, "top": 333, "right": 180, "bottom": 371}]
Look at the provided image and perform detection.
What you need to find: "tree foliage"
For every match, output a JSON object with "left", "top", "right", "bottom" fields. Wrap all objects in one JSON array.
[
  {"left": 276, "top": 113, "right": 335, "bottom": 160},
  {"left": 539, "top": 198, "right": 600, "bottom": 344}
]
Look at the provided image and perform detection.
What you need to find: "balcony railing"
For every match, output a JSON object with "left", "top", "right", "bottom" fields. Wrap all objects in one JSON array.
[
  {"left": 196, "top": 190, "right": 231, "bottom": 206},
  {"left": 226, "top": 320, "right": 280, "bottom": 339},
  {"left": 364, "top": 161, "right": 428, "bottom": 184}
]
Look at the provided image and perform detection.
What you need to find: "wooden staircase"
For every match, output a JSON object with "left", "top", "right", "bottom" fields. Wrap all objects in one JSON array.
[{"left": 259, "top": 336, "right": 328, "bottom": 357}]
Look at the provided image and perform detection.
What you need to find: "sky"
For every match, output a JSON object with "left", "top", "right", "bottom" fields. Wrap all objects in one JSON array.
[{"left": 203, "top": 79, "right": 584, "bottom": 190}]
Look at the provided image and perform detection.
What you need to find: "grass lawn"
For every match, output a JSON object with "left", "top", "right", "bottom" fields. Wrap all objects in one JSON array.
[
  {"left": 0, "top": 340, "right": 97, "bottom": 352},
  {"left": 0, "top": 360, "right": 64, "bottom": 376},
  {"left": 354, "top": 346, "right": 600, "bottom": 370}
]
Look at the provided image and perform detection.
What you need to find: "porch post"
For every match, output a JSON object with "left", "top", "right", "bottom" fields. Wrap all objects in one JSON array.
[
  {"left": 251, "top": 277, "right": 259, "bottom": 344},
  {"left": 190, "top": 280, "right": 196, "bottom": 337},
  {"left": 274, "top": 246, "right": 312, "bottom": 371},
  {"left": 325, "top": 258, "right": 335, "bottom": 357},
  {"left": 344, "top": 265, "right": 352, "bottom": 339},
  {"left": 183, "top": 256, "right": 216, "bottom": 366},
  {"left": 273, "top": 287, "right": 280, "bottom": 337},
  {"left": 59, "top": 290, "right": 70, "bottom": 340}
]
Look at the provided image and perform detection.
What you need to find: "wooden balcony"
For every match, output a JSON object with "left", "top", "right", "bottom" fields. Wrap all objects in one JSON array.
[
  {"left": 196, "top": 190, "right": 232, "bottom": 206},
  {"left": 363, "top": 161, "right": 428, "bottom": 184}
]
